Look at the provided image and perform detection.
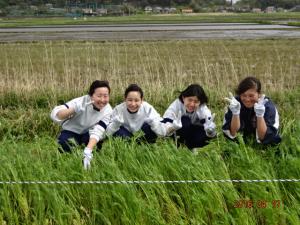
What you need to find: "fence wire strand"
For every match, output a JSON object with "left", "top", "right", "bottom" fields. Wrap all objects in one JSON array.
[{"left": 0, "top": 179, "right": 299, "bottom": 185}]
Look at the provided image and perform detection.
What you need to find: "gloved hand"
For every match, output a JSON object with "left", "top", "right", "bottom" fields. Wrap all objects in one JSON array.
[
  {"left": 224, "top": 92, "right": 241, "bottom": 115},
  {"left": 83, "top": 147, "right": 93, "bottom": 170},
  {"left": 254, "top": 94, "right": 268, "bottom": 118},
  {"left": 165, "top": 112, "right": 182, "bottom": 136},
  {"left": 204, "top": 113, "right": 216, "bottom": 137},
  {"left": 74, "top": 100, "right": 94, "bottom": 114}
]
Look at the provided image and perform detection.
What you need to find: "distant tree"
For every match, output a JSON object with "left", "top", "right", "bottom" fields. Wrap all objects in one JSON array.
[
  {"left": 140, "top": 0, "right": 149, "bottom": 7},
  {"left": 190, "top": 0, "right": 200, "bottom": 11},
  {"left": 238, "top": 0, "right": 300, "bottom": 9},
  {"left": 0, "top": 0, "right": 9, "bottom": 8}
]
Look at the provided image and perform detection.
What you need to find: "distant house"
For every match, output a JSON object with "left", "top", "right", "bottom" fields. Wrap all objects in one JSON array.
[
  {"left": 30, "top": 5, "right": 38, "bottom": 11},
  {"left": 153, "top": 6, "right": 162, "bottom": 13},
  {"left": 169, "top": 7, "right": 177, "bottom": 13},
  {"left": 238, "top": 7, "right": 251, "bottom": 12},
  {"left": 82, "top": 8, "right": 94, "bottom": 15},
  {"left": 45, "top": 3, "right": 53, "bottom": 8},
  {"left": 163, "top": 7, "right": 170, "bottom": 13},
  {"left": 265, "top": 6, "right": 275, "bottom": 13},
  {"left": 225, "top": 6, "right": 235, "bottom": 12},
  {"left": 181, "top": 8, "right": 193, "bottom": 13},
  {"left": 252, "top": 8, "right": 261, "bottom": 13},
  {"left": 144, "top": 6, "right": 152, "bottom": 13},
  {"left": 96, "top": 8, "right": 107, "bottom": 15},
  {"left": 277, "top": 7, "right": 284, "bottom": 12}
]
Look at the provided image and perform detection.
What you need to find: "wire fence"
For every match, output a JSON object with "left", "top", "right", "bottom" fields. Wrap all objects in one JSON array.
[{"left": 0, "top": 178, "right": 299, "bottom": 185}]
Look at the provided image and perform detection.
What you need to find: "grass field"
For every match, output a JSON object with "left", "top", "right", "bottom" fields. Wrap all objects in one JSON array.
[
  {"left": 0, "top": 12, "right": 300, "bottom": 27},
  {"left": 0, "top": 39, "right": 299, "bottom": 224}
]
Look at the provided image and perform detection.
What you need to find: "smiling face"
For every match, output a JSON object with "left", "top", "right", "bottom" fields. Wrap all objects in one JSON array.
[
  {"left": 240, "top": 88, "right": 260, "bottom": 108},
  {"left": 125, "top": 91, "right": 143, "bottom": 113},
  {"left": 182, "top": 96, "right": 200, "bottom": 113},
  {"left": 90, "top": 87, "right": 110, "bottom": 110}
]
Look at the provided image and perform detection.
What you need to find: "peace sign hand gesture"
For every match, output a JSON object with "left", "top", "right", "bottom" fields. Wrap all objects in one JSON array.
[
  {"left": 224, "top": 92, "right": 241, "bottom": 115},
  {"left": 254, "top": 94, "right": 268, "bottom": 117}
]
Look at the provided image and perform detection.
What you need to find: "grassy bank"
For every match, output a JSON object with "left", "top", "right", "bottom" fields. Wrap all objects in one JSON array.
[
  {"left": 1, "top": 12, "right": 300, "bottom": 27},
  {"left": 0, "top": 39, "right": 299, "bottom": 224}
]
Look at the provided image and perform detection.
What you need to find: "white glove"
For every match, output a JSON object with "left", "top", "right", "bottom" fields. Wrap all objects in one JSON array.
[
  {"left": 83, "top": 147, "right": 93, "bottom": 170},
  {"left": 254, "top": 94, "right": 268, "bottom": 118},
  {"left": 224, "top": 92, "right": 241, "bottom": 115},
  {"left": 165, "top": 112, "right": 182, "bottom": 136},
  {"left": 204, "top": 113, "right": 216, "bottom": 137},
  {"left": 74, "top": 100, "right": 94, "bottom": 114}
]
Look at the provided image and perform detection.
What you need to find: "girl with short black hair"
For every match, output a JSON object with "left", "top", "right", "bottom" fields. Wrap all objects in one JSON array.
[
  {"left": 50, "top": 80, "right": 113, "bottom": 169},
  {"left": 106, "top": 84, "right": 165, "bottom": 142},
  {"left": 223, "top": 76, "right": 281, "bottom": 144},
  {"left": 163, "top": 84, "right": 217, "bottom": 150}
]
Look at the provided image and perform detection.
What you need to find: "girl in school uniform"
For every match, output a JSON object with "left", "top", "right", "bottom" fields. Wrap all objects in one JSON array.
[
  {"left": 50, "top": 80, "right": 113, "bottom": 169},
  {"left": 162, "top": 84, "right": 217, "bottom": 150},
  {"left": 106, "top": 84, "right": 166, "bottom": 142},
  {"left": 223, "top": 76, "right": 281, "bottom": 144}
]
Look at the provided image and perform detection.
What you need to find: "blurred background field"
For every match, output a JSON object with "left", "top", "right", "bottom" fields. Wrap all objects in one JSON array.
[
  {"left": 0, "top": 39, "right": 299, "bottom": 138},
  {"left": 1, "top": 12, "right": 300, "bottom": 27},
  {"left": 0, "top": 39, "right": 299, "bottom": 224}
]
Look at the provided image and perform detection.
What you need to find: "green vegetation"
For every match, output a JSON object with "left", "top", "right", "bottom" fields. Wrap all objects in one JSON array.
[
  {"left": 1, "top": 12, "right": 300, "bottom": 27},
  {"left": 288, "top": 21, "right": 300, "bottom": 27},
  {"left": 0, "top": 39, "right": 299, "bottom": 224}
]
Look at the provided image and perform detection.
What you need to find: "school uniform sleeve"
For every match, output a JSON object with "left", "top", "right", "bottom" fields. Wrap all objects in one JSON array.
[
  {"left": 50, "top": 96, "right": 84, "bottom": 124},
  {"left": 89, "top": 104, "right": 113, "bottom": 142},
  {"left": 50, "top": 104, "right": 69, "bottom": 125},
  {"left": 66, "top": 96, "right": 87, "bottom": 115},
  {"left": 146, "top": 102, "right": 162, "bottom": 121},
  {"left": 163, "top": 99, "right": 181, "bottom": 123},
  {"left": 106, "top": 105, "right": 123, "bottom": 136},
  {"left": 256, "top": 100, "right": 281, "bottom": 144},
  {"left": 145, "top": 102, "right": 166, "bottom": 136}
]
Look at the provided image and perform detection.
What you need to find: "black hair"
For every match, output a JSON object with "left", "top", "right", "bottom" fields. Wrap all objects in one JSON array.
[
  {"left": 88, "top": 80, "right": 110, "bottom": 96},
  {"left": 124, "top": 84, "right": 144, "bottom": 99},
  {"left": 179, "top": 84, "right": 208, "bottom": 104},
  {"left": 236, "top": 76, "right": 261, "bottom": 95}
]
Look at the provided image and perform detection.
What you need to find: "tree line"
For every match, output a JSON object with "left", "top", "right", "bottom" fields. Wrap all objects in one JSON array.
[{"left": 236, "top": 0, "right": 300, "bottom": 9}]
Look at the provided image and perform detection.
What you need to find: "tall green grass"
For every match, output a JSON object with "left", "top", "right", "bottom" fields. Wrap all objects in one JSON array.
[
  {"left": 0, "top": 39, "right": 299, "bottom": 224},
  {"left": 0, "top": 125, "right": 299, "bottom": 224}
]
